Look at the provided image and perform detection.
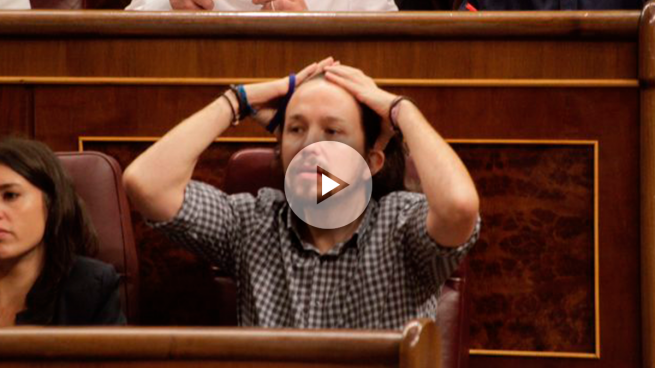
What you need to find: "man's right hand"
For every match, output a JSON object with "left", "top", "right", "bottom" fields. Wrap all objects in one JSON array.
[
  {"left": 244, "top": 57, "right": 337, "bottom": 130},
  {"left": 170, "top": 0, "right": 213, "bottom": 10}
]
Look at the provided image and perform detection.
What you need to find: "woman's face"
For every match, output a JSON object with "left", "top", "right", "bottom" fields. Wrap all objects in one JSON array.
[{"left": 0, "top": 164, "right": 46, "bottom": 261}]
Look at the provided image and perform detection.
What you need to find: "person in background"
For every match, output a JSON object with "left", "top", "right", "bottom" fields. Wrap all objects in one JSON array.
[
  {"left": 126, "top": 0, "right": 397, "bottom": 12},
  {"left": 0, "top": 138, "right": 125, "bottom": 326},
  {"left": 0, "top": 0, "right": 29, "bottom": 9},
  {"left": 458, "top": 0, "right": 644, "bottom": 10}
]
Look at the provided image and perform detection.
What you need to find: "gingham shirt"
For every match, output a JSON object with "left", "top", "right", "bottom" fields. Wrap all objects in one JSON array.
[{"left": 152, "top": 180, "right": 479, "bottom": 330}]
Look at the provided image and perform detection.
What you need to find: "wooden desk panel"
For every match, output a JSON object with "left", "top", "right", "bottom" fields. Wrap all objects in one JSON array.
[
  {"left": 0, "top": 320, "right": 439, "bottom": 368},
  {"left": 0, "top": 38, "right": 638, "bottom": 79},
  {"left": 0, "top": 86, "right": 32, "bottom": 137}
]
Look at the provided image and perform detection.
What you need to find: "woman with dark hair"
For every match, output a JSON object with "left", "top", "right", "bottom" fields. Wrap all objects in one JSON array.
[
  {"left": 124, "top": 57, "right": 480, "bottom": 329},
  {"left": 0, "top": 138, "right": 125, "bottom": 326}
]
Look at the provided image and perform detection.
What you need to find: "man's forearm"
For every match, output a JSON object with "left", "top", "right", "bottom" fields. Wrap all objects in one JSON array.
[
  {"left": 395, "top": 100, "right": 479, "bottom": 247},
  {"left": 123, "top": 94, "right": 236, "bottom": 221}
]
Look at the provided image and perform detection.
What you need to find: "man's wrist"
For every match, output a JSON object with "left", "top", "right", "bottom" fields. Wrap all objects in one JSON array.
[
  {"left": 219, "top": 90, "right": 240, "bottom": 126},
  {"left": 389, "top": 96, "right": 416, "bottom": 131},
  {"left": 225, "top": 90, "right": 240, "bottom": 111}
]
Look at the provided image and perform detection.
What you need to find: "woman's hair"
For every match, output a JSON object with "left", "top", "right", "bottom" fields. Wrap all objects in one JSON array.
[
  {"left": 276, "top": 76, "right": 407, "bottom": 201},
  {"left": 0, "top": 137, "right": 98, "bottom": 322}
]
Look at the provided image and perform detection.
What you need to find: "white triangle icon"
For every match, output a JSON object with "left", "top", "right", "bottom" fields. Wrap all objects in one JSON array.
[{"left": 322, "top": 174, "right": 340, "bottom": 196}]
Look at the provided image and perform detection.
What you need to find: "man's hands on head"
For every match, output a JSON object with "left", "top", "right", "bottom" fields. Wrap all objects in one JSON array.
[
  {"left": 170, "top": 0, "right": 213, "bottom": 9},
  {"left": 254, "top": 0, "right": 308, "bottom": 10},
  {"left": 325, "top": 65, "right": 398, "bottom": 151},
  {"left": 243, "top": 56, "right": 337, "bottom": 128},
  {"left": 237, "top": 60, "right": 398, "bottom": 149}
]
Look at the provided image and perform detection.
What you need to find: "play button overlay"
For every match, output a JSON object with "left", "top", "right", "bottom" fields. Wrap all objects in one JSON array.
[
  {"left": 285, "top": 141, "right": 373, "bottom": 229},
  {"left": 317, "top": 167, "right": 349, "bottom": 204}
]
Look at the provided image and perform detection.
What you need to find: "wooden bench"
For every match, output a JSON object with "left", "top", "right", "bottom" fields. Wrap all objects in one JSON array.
[{"left": 0, "top": 319, "right": 439, "bottom": 368}]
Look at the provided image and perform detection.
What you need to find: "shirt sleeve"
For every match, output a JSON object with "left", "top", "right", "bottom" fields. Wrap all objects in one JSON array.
[
  {"left": 148, "top": 180, "right": 251, "bottom": 276},
  {"left": 395, "top": 192, "right": 480, "bottom": 294}
]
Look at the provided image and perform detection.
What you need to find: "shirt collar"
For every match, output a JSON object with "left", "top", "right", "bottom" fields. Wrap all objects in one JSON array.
[{"left": 282, "top": 199, "right": 378, "bottom": 256}]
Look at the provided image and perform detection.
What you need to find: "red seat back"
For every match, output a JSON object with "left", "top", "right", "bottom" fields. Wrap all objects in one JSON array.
[{"left": 56, "top": 151, "right": 140, "bottom": 324}]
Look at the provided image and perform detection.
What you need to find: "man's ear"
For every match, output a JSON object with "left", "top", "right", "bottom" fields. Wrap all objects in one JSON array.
[{"left": 367, "top": 149, "right": 385, "bottom": 176}]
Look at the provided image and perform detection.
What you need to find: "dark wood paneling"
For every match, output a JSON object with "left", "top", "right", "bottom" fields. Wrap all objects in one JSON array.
[
  {"left": 424, "top": 88, "right": 639, "bottom": 367},
  {"left": 640, "top": 3, "right": 655, "bottom": 368},
  {"left": 33, "top": 86, "right": 267, "bottom": 151},
  {"left": 0, "top": 86, "right": 32, "bottom": 138},
  {"left": 0, "top": 39, "right": 636, "bottom": 80},
  {"left": 459, "top": 145, "right": 595, "bottom": 352},
  {"left": 0, "top": 11, "right": 639, "bottom": 38},
  {"left": 32, "top": 85, "right": 639, "bottom": 147}
]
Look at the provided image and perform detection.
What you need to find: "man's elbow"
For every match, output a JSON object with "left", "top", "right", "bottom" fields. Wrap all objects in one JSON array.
[
  {"left": 428, "top": 190, "right": 479, "bottom": 246},
  {"left": 454, "top": 189, "right": 479, "bottom": 227},
  {"left": 122, "top": 164, "right": 144, "bottom": 203},
  {"left": 122, "top": 165, "right": 185, "bottom": 222},
  {"left": 122, "top": 165, "right": 156, "bottom": 216}
]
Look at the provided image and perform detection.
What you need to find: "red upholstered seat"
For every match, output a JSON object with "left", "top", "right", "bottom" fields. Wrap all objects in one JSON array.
[
  {"left": 218, "top": 148, "right": 469, "bottom": 368},
  {"left": 56, "top": 151, "right": 140, "bottom": 324}
]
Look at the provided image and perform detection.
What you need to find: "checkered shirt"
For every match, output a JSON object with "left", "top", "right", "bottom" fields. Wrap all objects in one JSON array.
[{"left": 151, "top": 180, "right": 479, "bottom": 330}]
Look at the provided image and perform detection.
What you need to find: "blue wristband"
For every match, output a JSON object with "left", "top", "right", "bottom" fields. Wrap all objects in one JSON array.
[
  {"left": 266, "top": 73, "right": 296, "bottom": 133},
  {"left": 236, "top": 84, "right": 258, "bottom": 117}
]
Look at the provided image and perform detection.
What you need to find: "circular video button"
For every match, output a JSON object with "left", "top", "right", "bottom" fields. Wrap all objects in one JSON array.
[{"left": 284, "top": 141, "right": 373, "bottom": 229}]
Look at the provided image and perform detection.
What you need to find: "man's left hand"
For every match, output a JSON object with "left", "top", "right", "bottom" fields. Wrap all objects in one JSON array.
[{"left": 324, "top": 64, "right": 398, "bottom": 150}]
